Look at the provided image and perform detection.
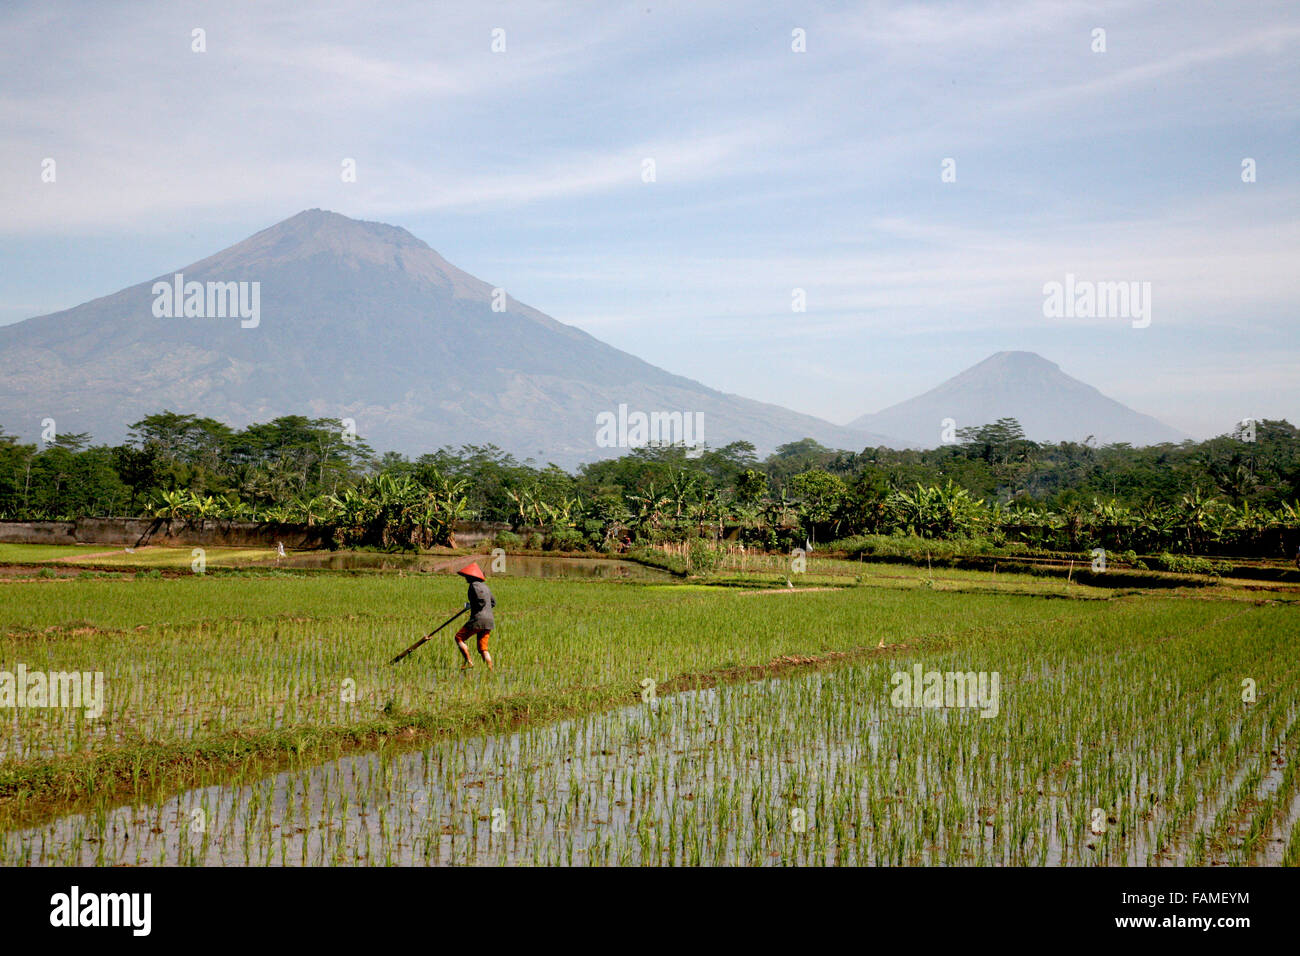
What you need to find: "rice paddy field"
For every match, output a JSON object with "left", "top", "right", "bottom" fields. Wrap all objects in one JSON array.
[{"left": 0, "top": 546, "right": 1297, "bottom": 866}]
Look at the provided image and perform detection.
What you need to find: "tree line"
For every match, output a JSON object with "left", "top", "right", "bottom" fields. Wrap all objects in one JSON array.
[{"left": 1, "top": 412, "right": 1297, "bottom": 556}]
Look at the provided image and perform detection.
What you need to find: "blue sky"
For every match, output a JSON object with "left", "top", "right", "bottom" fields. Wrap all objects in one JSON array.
[{"left": 2, "top": 0, "right": 1297, "bottom": 439}]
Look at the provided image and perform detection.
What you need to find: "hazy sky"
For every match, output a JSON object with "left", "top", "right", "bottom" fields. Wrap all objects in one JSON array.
[{"left": 2, "top": 0, "right": 1297, "bottom": 439}]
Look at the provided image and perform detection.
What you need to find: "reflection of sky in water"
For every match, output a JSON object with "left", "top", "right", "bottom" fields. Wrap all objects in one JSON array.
[
  {"left": 7, "top": 665, "right": 1291, "bottom": 867},
  {"left": 265, "top": 553, "right": 670, "bottom": 580}
]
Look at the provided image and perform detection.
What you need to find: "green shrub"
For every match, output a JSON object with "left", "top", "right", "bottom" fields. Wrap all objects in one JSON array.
[
  {"left": 1152, "top": 553, "right": 1229, "bottom": 576},
  {"left": 687, "top": 539, "right": 722, "bottom": 573},
  {"left": 627, "top": 547, "right": 687, "bottom": 575},
  {"left": 548, "top": 528, "right": 585, "bottom": 552},
  {"left": 492, "top": 531, "right": 522, "bottom": 549},
  {"left": 831, "top": 533, "right": 1001, "bottom": 561}
]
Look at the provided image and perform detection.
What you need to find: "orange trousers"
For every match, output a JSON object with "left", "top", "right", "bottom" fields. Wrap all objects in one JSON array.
[{"left": 453, "top": 624, "right": 491, "bottom": 654}]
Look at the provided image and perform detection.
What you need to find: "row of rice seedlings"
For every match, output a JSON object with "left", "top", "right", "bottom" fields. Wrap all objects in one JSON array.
[
  {"left": 1143, "top": 639, "right": 1300, "bottom": 864},
  {"left": 1198, "top": 699, "right": 1300, "bottom": 864},
  {"left": 1281, "top": 811, "right": 1300, "bottom": 867}
]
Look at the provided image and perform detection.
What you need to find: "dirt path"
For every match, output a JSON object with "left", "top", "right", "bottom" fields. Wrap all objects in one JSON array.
[
  {"left": 48, "top": 547, "right": 156, "bottom": 563},
  {"left": 735, "top": 586, "right": 839, "bottom": 594},
  {"left": 655, "top": 642, "right": 911, "bottom": 695}
]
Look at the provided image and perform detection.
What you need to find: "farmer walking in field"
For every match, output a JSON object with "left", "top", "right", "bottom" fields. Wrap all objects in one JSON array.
[{"left": 453, "top": 562, "right": 495, "bottom": 671}]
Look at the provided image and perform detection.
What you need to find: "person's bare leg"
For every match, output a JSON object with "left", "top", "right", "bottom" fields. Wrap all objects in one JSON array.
[
  {"left": 455, "top": 637, "right": 474, "bottom": 668},
  {"left": 478, "top": 633, "right": 493, "bottom": 671},
  {"left": 481, "top": 650, "right": 493, "bottom": 671}
]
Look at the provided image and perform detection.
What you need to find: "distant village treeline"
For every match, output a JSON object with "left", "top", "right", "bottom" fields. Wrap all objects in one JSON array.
[{"left": 1, "top": 411, "right": 1298, "bottom": 557}]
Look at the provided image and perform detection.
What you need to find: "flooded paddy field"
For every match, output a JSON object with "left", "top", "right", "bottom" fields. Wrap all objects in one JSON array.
[
  {"left": 271, "top": 551, "right": 670, "bottom": 580},
  {"left": 2, "top": 575, "right": 1297, "bottom": 865},
  {"left": 0, "top": 551, "right": 1297, "bottom": 866},
  {"left": 0, "top": 543, "right": 671, "bottom": 581},
  {"left": 8, "top": 661, "right": 1299, "bottom": 866}
]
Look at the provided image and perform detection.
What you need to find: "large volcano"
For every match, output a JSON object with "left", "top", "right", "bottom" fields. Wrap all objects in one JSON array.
[{"left": 0, "top": 210, "right": 903, "bottom": 464}]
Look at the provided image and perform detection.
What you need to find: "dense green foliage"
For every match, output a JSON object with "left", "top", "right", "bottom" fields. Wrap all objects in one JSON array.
[{"left": 2, "top": 412, "right": 1298, "bottom": 555}]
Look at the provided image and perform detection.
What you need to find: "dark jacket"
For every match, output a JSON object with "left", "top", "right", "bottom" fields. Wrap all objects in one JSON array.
[{"left": 466, "top": 580, "right": 496, "bottom": 630}]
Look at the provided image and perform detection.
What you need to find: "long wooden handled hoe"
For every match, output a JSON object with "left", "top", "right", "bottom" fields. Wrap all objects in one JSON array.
[{"left": 389, "top": 607, "right": 468, "bottom": 664}]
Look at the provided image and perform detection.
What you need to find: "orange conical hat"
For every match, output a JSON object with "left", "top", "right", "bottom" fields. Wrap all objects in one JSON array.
[{"left": 457, "top": 562, "right": 485, "bottom": 581}]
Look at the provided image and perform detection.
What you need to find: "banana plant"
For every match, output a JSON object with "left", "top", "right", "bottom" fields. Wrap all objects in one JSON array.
[
  {"left": 191, "top": 494, "right": 222, "bottom": 529},
  {"left": 221, "top": 496, "right": 255, "bottom": 520},
  {"left": 150, "top": 489, "right": 195, "bottom": 521},
  {"left": 627, "top": 483, "right": 672, "bottom": 534},
  {"left": 1177, "top": 488, "right": 1220, "bottom": 553}
]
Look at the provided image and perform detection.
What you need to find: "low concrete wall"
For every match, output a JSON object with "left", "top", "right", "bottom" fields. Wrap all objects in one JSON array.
[
  {"left": 0, "top": 518, "right": 332, "bottom": 550},
  {"left": 452, "top": 521, "right": 512, "bottom": 548},
  {"left": 0, "top": 521, "right": 77, "bottom": 545},
  {"left": 0, "top": 518, "right": 512, "bottom": 551},
  {"left": 132, "top": 520, "right": 333, "bottom": 550}
]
